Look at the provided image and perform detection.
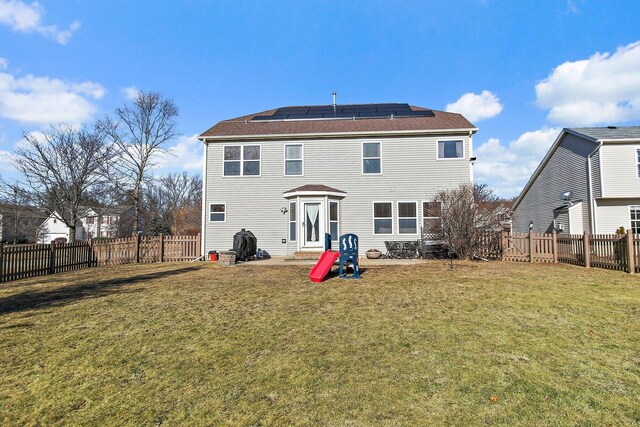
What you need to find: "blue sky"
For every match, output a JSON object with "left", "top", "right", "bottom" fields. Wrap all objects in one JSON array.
[{"left": 1, "top": 0, "right": 640, "bottom": 197}]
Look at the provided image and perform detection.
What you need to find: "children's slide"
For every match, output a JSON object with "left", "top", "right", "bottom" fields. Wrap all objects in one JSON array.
[{"left": 309, "top": 250, "right": 340, "bottom": 282}]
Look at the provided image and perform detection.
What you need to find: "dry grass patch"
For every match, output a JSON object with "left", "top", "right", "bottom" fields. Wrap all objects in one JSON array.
[{"left": 1, "top": 261, "right": 639, "bottom": 425}]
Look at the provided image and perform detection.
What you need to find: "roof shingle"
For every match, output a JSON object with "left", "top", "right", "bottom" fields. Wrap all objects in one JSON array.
[{"left": 199, "top": 104, "right": 476, "bottom": 139}]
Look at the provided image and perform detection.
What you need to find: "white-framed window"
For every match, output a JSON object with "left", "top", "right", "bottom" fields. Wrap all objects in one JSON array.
[
  {"left": 209, "top": 203, "right": 226, "bottom": 222},
  {"left": 289, "top": 202, "right": 297, "bottom": 241},
  {"left": 329, "top": 201, "right": 339, "bottom": 241},
  {"left": 437, "top": 140, "right": 464, "bottom": 159},
  {"left": 631, "top": 205, "right": 640, "bottom": 234},
  {"left": 362, "top": 142, "right": 381, "bottom": 174},
  {"left": 373, "top": 202, "right": 392, "bottom": 234},
  {"left": 423, "top": 201, "right": 442, "bottom": 237},
  {"left": 398, "top": 202, "right": 418, "bottom": 234},
  {"left": 284, "top": 144, "right": 303, "bottom": 176},
  {"left": 636, "top": 148, "right": 640, "bottom": 178},
  {"left": 223, "top": 145, "right": 261, "bottom": 176}
]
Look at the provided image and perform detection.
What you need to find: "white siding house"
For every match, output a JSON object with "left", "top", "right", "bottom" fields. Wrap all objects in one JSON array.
[
  {"left": 513, "top": 126, "right": 640, "bottom": 234},
  {"left": 199, "top": 103, "right": 477, "bottom": 256},
  {"left": 37, "top": 207, "right": 126, "bottom": 243}
]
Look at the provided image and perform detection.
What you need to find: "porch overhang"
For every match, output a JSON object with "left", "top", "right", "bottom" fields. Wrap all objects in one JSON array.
[{"left": 283, "top": 184, "right": 347, "bottom": 199}]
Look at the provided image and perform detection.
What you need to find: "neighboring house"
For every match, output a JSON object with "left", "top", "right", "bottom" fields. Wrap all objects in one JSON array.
[
  {"left": 481, "top": 200, "right": 513, "bottom": 232},
  {"left": 37, "top": 207, "right": 128, "bottom": 243},
  {"left": 0, "top": 204, "right": 47, "bottom": 244},
  {"left": 513, "top": 126, "right": 640, "bottom": 234},
  {"left": 198, "top": 103, "right": 477, "bottom": 256}
]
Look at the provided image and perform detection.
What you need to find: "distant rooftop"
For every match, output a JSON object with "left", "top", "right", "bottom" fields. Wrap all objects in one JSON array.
[{"left": 568, "top": 126, "right": 640, "bottom": 141}]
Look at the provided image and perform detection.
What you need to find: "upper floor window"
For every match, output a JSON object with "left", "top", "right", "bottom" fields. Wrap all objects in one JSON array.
[
  {"left": 398, "top": 202, "right": 417, "bottom": 234},
  {"left": 224, "top": 145, "right": 260, "bottom": 176},
  {"left": 363, "top": 142, "right": 381, "bottom": 174},
  {"left": 210, "top": 203, "right": 226, "bottom": 222},
  {"left": 438, "top": 140, "right": 463, "bottom": 159},
  {"left": 373, "top": 202, "right": 392, "bottom": 234},
  {"left": 631, "top": 206, "right": 640, "bottom": 234},
  {"left": 86, "top": 217, "right": 94, "bottom": 224},
  {"left": 285, "top": 144, "right": 303, "bottom": 176}
]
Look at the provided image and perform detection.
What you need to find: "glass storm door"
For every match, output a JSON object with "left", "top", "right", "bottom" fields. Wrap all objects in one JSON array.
[{"left": 303, "top": 202, "right": 323, "bottom": 248}]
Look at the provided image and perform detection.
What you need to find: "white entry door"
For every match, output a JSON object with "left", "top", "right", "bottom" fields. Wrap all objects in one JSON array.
[{"left": 302, "top": 201, "right": 324, "bottom": 249}]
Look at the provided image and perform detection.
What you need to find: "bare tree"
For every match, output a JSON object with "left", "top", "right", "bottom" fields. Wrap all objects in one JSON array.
[
  {"left": 100, "top": 91, "right": 179, "bottom": 234},
  {"left": 159, "top": 172, "right": 201, "bottom": 233},
  {"left": 6, "top": 124, "right": 116, "bottom": 241},
  {"left": 0, "top": 184, "right": 43, "bottom": 243},
  {"left": 430, "top": 183, "right": 502, "bottom": 259}
]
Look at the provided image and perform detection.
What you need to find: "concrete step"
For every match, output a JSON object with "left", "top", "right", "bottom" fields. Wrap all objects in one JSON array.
[{"left": 285, "top": 251, "right": 324, "bottom": 261}]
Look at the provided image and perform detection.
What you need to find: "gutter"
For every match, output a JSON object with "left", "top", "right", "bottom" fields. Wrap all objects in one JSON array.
[
  {"left": 198, "top": 127, "right": 478, "bottom": 143},
  {"left": 201, "top": 140, "right": 208, "bottom": 256},
  {"left": 586, "top": 141, "right": 603, "bottom": 234}
]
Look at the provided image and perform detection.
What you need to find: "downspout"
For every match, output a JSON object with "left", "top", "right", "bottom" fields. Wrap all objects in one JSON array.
[
  {"left": 586, "top": 141, "right": 603, "bottom": 234},
  {"left": 201, "top": 138, "right": 208, "bottom": 256}
]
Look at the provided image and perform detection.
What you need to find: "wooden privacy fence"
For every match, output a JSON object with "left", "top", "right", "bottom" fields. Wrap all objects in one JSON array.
[
  {"left": 502, "top": 230, "right": 638, "bottom": 274},
  {"left": 0, "top": 234, "right": 201, "bottom": 283}
]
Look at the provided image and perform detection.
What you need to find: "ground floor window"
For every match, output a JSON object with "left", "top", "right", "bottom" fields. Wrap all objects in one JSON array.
[
  {"left": 210, "top": 203, "right": 226, "bottom": 222},
  {"left": 631, "top": 205, "right": 640, "bottom": 234},
  {"left": 289, "top": 202, "right": 296, "bottom": 241},
  {"left": 423, "top": 201, "right": 442, "bottom": 237},
  {"left": 329, "top": 201, "right": 339, "bottom": 240},
  {"left": 373, "top": 202, "right": 392, "bottom": 234},
  {"left": 398, "top": 202, "right": 417, "bottom": 234}
]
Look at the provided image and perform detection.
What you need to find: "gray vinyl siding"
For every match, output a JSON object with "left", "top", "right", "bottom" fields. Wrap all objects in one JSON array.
[
  {"left": 599, "top": 144, "right": 640, "bottom": 197},
  {"left": 203, "top": 134, "right": 472, "bottom": 256},
  {"left": 513, "top": 133, "right": 596, "bottom": 233},
  {"left": 595, "top": 198, "right": 640, "bottom": 233},
  {"left": 590, "top": 151, "right": 602, "bottom": 198}
]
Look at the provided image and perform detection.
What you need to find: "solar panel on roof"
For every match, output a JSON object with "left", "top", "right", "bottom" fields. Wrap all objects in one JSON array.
[{"left": 251, "top": 103, "right": 434, "bottom": 121}]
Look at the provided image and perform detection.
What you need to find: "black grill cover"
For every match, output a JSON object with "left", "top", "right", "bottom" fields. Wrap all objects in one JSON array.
[{"left": 233, "top": 229, "right": 257, "bottom": 261}]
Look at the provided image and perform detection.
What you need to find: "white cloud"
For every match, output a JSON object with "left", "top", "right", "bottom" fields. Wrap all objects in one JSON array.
[
  {"left": 536, "top": 40, "right": 640, "bottom": 126},
  {"left": 0, "top": 57, "right": 7, "bottom": 70},
  {"left": 154, "top": 134, "right": 203, "bottom": 173},
  {"left": 0, "top": 70, "right": 106, "bottom": 125},
  {"left": 121, "top": 86, "right": 139, "bottom": 100},
  {"left": 0, "top": 0, "right": 80, "bottom": 44},
  {"left": 474, "top": 128, "right": 560, "bottom": 197},
  {"left": 446, "top": 90, "right": 503, "bottom": 122},
  {"left": 566, "top": 0, "right": 579, "bottom": 14}
]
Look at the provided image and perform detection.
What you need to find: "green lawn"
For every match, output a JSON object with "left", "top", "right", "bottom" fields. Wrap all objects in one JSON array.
[{"left": 1, "top": 261, "right": 639, "bottom": 426}]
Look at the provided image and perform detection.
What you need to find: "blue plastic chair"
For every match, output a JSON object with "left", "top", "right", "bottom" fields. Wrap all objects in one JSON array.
[{"left": 338, "top": 233, "right": 361, "bottom": 279}]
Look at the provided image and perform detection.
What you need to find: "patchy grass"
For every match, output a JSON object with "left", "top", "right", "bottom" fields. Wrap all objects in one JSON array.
[{"left": 1, "top": 261, "right": 639, "bottom": 426}]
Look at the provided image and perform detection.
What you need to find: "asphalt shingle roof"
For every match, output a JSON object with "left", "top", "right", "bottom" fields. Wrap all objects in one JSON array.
[
  {"left": 200, "top": 104, "right": 476, "bottom": 139},
  {"left": 568, "top": 126, "right": 640, "bottom": 141}
]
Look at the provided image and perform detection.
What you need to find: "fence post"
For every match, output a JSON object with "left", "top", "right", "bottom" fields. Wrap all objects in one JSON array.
[
  {"left": 49, "top": 241, "right": 56, "bottom": 274},
  {"left": 583, "top": 232, "right": 590, "bottom": 268},
  {"left": 196, "top": 233, "right": 201, "bottom": 258},
  {"left": 159, "top": 234, "right": 164, "bottom": 263},
  {"left": 552, "top": 230, "right": 558, "bottom": 263},
  {"left": 627, "top": 231, "right": 635, "bottom": 274},
  {"left": 500, "top": 231, "right": 506, "bottom": 260},
  {"left": 0, "top": 242, "right": 4, "bottom": 283},
  {"left": 135, "top": 233, "right": 141, "bottom": 264},
  {"left": 529, "top": 230, "right": 535, "bottom": 263}
]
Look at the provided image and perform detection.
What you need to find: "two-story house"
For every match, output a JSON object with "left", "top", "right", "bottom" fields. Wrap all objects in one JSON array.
[
  {"left": 199, "top": 103, "right": 477, "bottom": 256},
  {"left": 512, "top": 126, "right": 640, "bottom": 234},
  {"left": 37, "top": 206, "right": 128, "bottom": 243}
]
